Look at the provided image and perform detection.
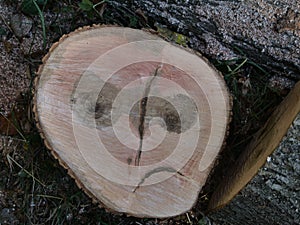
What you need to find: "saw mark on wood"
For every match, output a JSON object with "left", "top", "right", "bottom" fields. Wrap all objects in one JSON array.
[{"left": 134, "top": 66, "right": 162, "bottom": 166}]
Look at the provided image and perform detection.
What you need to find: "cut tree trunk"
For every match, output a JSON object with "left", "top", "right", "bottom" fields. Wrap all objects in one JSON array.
[
  {"left": 33, "top": 26, "right": 231, "bottom": 218},
  {"left": 110, "top": 0, "right": 300, "bottom": 84}
]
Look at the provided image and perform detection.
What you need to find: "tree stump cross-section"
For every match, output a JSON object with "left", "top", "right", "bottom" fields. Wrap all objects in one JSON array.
[{"left": 34, "top": 26, "right": 231, "bottom": 218}]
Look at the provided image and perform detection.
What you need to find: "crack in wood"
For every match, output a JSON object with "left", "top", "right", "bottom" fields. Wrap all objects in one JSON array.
[
  {"left": 132, "top": 166, "right": 178, "bottom": 193},
  {"left": 134, "top": 66, "right": 161, "bottom": 166}
]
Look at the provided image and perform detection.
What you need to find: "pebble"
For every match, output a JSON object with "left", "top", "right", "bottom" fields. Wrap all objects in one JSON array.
[{"left": 10, "top": 14, "right": 33, "bottom": 39}]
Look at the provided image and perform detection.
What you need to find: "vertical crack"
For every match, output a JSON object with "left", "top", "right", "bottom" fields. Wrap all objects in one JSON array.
[{"left": 134, "top": 66, "right": 161, "bottom": 166}]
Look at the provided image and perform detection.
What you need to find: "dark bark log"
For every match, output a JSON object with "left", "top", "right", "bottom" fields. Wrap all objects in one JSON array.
[{"left": 110, "top": 0, "right": 300, "bottom": 84}]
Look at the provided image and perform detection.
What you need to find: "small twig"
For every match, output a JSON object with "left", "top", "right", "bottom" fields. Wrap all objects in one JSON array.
[
  {"left": 30, "top": 166, "right": 36, "bottom": 215},
  {"left": 6, "top": 154, "right": 46, "bottom": 187},
  {"left": 29, "top": 194, "right": 63, "bottom": 201},
  {"left": 0, "top": 14, "right": 13, "bottom": 34},
  {"left": 186, "top": 212, "right": 192, "bottom": 224},
  {"left": 230, "top": 58, "right": 248, "bottom": 75},
  {"left": 93, "top": 1, "right": 108, "bottom": 18}
]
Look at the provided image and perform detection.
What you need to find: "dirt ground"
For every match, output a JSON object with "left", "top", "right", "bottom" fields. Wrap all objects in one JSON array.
[{"left": 0, "top": 0, "right": 299, "bottom": 224}]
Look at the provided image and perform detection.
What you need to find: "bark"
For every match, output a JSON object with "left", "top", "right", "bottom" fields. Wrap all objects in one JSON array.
[
  {"left": 207, "top": 83, "right": 300, "bottom": 225},
  {"left": 110, "top": 0, "right": 300, "bottom": 84},
  {"left": 208, "top": 81, "right": 300, "bottom": 211},
  {"left": 209, "top": 113, "right": 300, "bottom": 225}
]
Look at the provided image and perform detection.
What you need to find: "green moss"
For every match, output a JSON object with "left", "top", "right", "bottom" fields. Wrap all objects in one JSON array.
[{"left": 155, "top": 22, "right": 190, "bottom": 46}]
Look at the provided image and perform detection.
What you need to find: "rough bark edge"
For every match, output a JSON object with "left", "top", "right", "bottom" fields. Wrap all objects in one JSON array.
[
  {"left": 33, "top": 24, "right": 232, "bottom": 218},
  {"left": 207, "top": 81, "right": 300, "bottom": 212}
]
